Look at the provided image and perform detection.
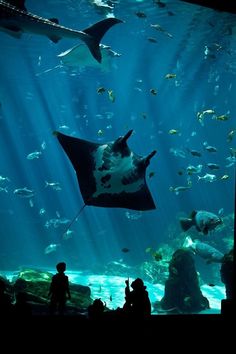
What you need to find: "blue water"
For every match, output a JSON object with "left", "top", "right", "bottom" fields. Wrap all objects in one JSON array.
[{"left": 0, "top": 1, "right": 235, "bottom": 310}]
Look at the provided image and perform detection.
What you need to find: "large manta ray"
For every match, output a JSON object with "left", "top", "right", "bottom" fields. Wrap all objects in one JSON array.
[
  {"left": 54, "top": 130, "right": 157, "bottom": 211},
  {"left": 0, "top": 0, "right": 123, "bottom": 62}
]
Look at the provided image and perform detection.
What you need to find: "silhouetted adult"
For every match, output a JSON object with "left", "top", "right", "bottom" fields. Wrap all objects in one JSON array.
[
  {"left": 220, "top": 248, "right": 234, "bottom": 299},
  {"left": 123, "top": 278, "right": 151, "bottom": 318},
  {"left": 48, "top": 262, "right": 71, "bottom": 315},
  {"left": 13, "top": 291, "right": 32, "bottom": 317},
  {"left": 0, "top": 278, "right": 13, "bottom": 317}
]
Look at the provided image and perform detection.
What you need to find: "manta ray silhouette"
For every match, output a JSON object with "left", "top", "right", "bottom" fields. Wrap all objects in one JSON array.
[{"left": 54, "top": 130, "right": 157, "bottom": 212}]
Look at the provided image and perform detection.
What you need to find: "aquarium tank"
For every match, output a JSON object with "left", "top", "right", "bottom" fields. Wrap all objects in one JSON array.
[{"left": 0, "top": 0, "right": 235, "bottom": 317}]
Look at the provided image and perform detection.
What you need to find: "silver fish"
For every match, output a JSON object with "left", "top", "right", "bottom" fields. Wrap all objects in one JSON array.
[{"left": 13, "top": 187, "right": 35, "bottom": 198}]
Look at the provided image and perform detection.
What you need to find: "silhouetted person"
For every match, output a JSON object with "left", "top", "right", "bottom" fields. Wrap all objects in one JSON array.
[
  {"left": 48, "top": 262, "right": 71, "bottom": 315},
  {"left": 0, "top": 278, "right": 13, "bottom": 317},
  {"left": 220, "top": 248, "right": 234, "bottom": 299},
  {"left": 14, "top": 291, "right": 32, "bottom": 317},
  {"left": 123, "top": 278, "right": 151, "bottom": 318},
  {"left": 87, "top": 298, "right": 105, "bottom": 319}
]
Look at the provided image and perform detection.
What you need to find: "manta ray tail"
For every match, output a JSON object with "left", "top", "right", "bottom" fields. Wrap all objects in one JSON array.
[{"left": 82, "top": 18, "right": 123, "bottom": 63}]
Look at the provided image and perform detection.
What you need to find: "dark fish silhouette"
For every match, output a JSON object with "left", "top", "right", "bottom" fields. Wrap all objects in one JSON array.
[
  {"left": 0, "top": 0, "right": 123, "bottom": 62},
  {"left": 121, "top": 248, "right": 130, "bottom": 253}
]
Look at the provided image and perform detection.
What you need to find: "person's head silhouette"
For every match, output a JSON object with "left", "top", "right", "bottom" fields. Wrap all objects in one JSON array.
[
  {"left": 56, "top": 262, "right": 66, "bottom": 273},
  {"left": 131, "top": 278, "right": 146, "bottom": 291}
]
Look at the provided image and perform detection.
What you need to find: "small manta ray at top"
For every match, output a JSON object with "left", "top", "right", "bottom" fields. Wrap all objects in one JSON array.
[
  {"left": 53, "top": 129, "right": 157, "bottom": 234},
  {"left": 0, "top": 0, "right": 123, "bottom": 63},
  {"left": 36, "top": 43, "right": 122, "bottom": 75}
]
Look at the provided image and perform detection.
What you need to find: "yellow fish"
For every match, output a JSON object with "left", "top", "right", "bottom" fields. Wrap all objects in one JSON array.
[{"left": 215, "top": 114, "right": 229, "bottom": 121}]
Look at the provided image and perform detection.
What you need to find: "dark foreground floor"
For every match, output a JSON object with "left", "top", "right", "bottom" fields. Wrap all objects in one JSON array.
[
  {"left": 2, "top": 305, "right": 234, "bottom": 339},
  {"left": 1, "top": 300, "right": 234, "bottom": 350}
]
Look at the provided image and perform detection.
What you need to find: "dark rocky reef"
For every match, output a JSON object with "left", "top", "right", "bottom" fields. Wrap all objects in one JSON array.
[{"left": 155, "top": 248, "right": 210, "bottom": 313}]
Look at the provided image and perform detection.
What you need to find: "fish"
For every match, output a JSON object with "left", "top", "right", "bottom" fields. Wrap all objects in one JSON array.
[
  {"left": 180, "top": 210, "right": 222, "bottom": 235},
  {"left": 214, "top": 114, "right": 229, "bottom": 121},
  {"left": 169, "top": 147, "right": 186, "bottom": 158},
  {"left": 26, "top": 151, "right": 42, "bottom": 160},
  {"left": 0, "top": 0, "right": 123, "bottom": 63},
  {"left": 196, "top": 109, "right": 215, "bottom": 126},
  {"left": 207, "top": 163, "right": 220, "bottom": 170},
  {"left": 204, "top": 145, "right": 217, "bottom": 153},
  {"left": 121, "top": 247, "right": 130, "bottom": 253},
  {"left": 152, "top": 251, "right": 163, "bottom": 261},
  {"left": 165, "top": 73, "right": 176, "bottom": 79},
  {"left": 44, "top": 243, "right": 61, "bottom": 255},
  {"left": 147, "top": 37, "right": 157, "bottom": 43},
  {"left": 0, "top": 175, "right": 10, "bottom": 183},
  {"left": 13, "top": 187, "right": 35, "bottom": 198},
  {"left": 90, "top": 0, "right": 114, "bottom": 16},
  {"left": 169, "top": 185, "right": 191, "bottom": 195},
  {"left": 197, "top": 173, "right": 216, "bottom": 182},
  {"left": 45, "top": 181, "right": 61, "bottom": 190},
  {"left": 183, "top": 236, "right": 224, "bottom": 263},
  {"left": 150, "top": 23, "right": 173, "bottom": 38},
  {"left": 221, "top": 174, "right": 229, "bottom": 180},
  {"left": 203, "top": 142, "right": 217, "bottom": 152},
  {"left": 108, "top": 89, "right": 115, "bottom": 102},
  {"left": 97, "top": 86, "right": 106, "bottom": 94},
  {"left": 189, "top": 149, "right": 201, "bottom": 157},
  {"left": 169, "top": 129, "right": 180, "bottom": 135},
  {"left": 186, "top": 164, "right": 202, "bottom": 175},
  {"left": 227, "top": 129, "right": 236, "bottom": 142},
  {"left": 150, "top": 88, "right": 158, "bottom": 95},
  {"left": 135, "top": 11, "right": 147, "bottom": 18}
]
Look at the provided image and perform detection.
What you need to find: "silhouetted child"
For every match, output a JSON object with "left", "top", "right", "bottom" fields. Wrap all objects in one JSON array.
[
  {"left": 123, "top": 277, "right": 151, "bottom": 318},
  {"left": 14, "top": 291, "right": 32, "bottom": 317},
  {"left": 87, "top": 298, "right": 105, "bottom": 319},
  {"left": 48, "top": 262, "right": 71, "bottom": 315}
]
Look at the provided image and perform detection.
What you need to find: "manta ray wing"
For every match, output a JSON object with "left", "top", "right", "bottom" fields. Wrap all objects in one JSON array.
[{"left": 54, "top": 130, "right": 157, "bottom": 211}]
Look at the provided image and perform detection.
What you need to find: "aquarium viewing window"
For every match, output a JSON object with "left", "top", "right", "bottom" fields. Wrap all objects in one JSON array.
[{"left": 0, "top": 0, "right": 234, "bottom": 320}]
